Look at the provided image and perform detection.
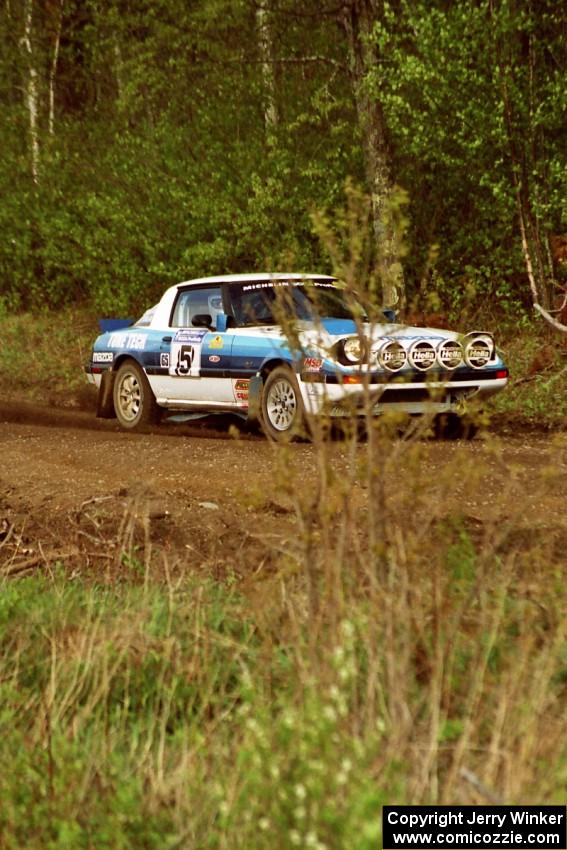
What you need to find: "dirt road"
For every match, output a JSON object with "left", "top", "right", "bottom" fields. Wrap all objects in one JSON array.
[{"left": 1, "top": 400, "right": 566, "bottom": 576}]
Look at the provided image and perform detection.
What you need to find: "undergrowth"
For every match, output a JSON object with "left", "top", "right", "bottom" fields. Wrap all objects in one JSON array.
[
  {"left": 0, "top": 306, "right": 98, "bottom": 407},
  {"left": 1, "top": 419, "right": 566, "bottom": 849},
  {"left": 490, "top": 329, "right": 567, "bottom": 428}
]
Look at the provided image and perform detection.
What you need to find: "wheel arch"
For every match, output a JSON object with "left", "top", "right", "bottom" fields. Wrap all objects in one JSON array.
[
  {"left": 259, "top": 357, "right": 294, "bottom": 380},
  {"left": 112, "top": 352, "right": 145, "bottom": 372}
]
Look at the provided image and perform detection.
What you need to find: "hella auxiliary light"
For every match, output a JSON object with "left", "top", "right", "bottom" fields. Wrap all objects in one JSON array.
[{"left": 465, "top": 333, "right": 494, "bottom": 369}]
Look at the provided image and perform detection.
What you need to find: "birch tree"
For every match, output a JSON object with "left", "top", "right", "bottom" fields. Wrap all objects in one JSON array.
[
  {"left": 22, "top": 0, "right": 40, "bottom": 183},
  {"left": 256, "top": 1, "right": 278, "bottom": 135},
  {"left": 48, "top": 0, "right": 63, "bottom": 136},
  {"left": 490, "top": 0, "right": 566, "bottom": 330}
]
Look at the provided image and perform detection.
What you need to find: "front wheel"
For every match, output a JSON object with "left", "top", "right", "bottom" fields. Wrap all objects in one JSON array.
[
  {"left": 260, "top": 366, "right": 306, "bottom": 442},
  {"left": 113, "top": 360, "right": 161, "bottom": 431},
  {"left": 434, "top": 412, "right": 478, "bottom": 440}
]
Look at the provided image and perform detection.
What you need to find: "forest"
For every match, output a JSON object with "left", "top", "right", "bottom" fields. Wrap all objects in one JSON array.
[{"left": 1, "top": 0, "right": 565, "bottom": 319}]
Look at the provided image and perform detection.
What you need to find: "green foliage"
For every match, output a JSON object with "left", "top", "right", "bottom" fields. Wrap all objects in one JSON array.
[
  {"left": 0, "top": 307, "right": 96, "bottom": 405},
  {"left": 366, "top": 0, "right": 566, "bottom": 305},
  {"left": 0, "top": 0, "right": 564, "bottom": 318}
]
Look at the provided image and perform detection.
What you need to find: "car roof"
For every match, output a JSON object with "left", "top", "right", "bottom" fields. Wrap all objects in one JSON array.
[
  {"left": 151, "top": 273, "right": 339, "bottom": 328},
  {"left": 176, "top": 273, "right": 336, "bottom": 286}
]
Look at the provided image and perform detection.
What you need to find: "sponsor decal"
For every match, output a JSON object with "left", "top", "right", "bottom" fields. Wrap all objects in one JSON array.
[
  {"left": 92, "top": 351, "right": 114, "bottom": 363},
  {"left": 467, "top": 350, "right": 490, "bottom": 366},
  {"left": 174, "top": 329, "right": 207, "bottom": 344},
  {"left": 160, "top": 353, "right": 170, "bottom": 368},
  {"left": 304, "top": 357, "right": 323, "bottom": 372},
  {"left": 107, "top": 332, "right": 147, "bottom": 350},
  {"left": 208, "top": 355, "right": 221, "bottom": 363},
  {"left": 234, "top": 378, "right": 250, "bottom": 401},
  {"left": 242, "top": 281, "right": 336, "bottom": 291},
  {"left": 469, "top": 346, "right": 488, "bottom": 357},
  {"left": 209, "top": 335, "right": 224, "bottom": 350}
]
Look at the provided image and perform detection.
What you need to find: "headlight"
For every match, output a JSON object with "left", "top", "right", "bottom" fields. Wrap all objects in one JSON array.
[
  {"left": 342, "top": 337, "right": 364, "bottom": 363},
  {"left": 465, "top": 334, "right": 494, "bottom": 368}
]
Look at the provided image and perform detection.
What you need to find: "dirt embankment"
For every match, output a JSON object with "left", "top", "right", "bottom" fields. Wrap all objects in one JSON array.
[{"left": 1, "top": 400, "right": 566, "bottom": 578}]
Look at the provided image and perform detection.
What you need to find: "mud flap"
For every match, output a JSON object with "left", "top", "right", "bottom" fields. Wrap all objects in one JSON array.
[
  {"left": 96, "top": 369, "right": 117, "bottom": 419},
  {"left": 246, "top": 374, "right": 263, "bottom": 424}
]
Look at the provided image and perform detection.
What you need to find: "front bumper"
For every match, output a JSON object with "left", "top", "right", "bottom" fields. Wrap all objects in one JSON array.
[{"left": 300, "top": 372, "right": 508, "bottom": 417}]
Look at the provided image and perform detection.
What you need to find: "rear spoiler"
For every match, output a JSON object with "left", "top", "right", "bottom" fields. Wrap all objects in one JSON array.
[{"left": 98, "top": 318, "right": 134, "bottom": 333}]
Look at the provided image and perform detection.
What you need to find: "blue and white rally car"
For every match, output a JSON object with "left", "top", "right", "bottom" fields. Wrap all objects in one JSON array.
[{"left": 86, "top": 273, "right": 508, "bottom": 440}]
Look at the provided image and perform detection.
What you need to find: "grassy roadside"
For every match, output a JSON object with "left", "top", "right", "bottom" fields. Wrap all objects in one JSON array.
[
  {"left": 0, "top": 307, "right": 100, "bottom": 409},
  {"left": 0, "top": 306, "right": 566, "bottom": 429},
  {"left": 0, "top": 547, "right": 565, "bottom": 849}
]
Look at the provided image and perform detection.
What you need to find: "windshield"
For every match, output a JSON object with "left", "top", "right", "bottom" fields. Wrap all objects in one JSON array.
[{"left": 228, "top": 281, "right": 366, "bottom": 327}]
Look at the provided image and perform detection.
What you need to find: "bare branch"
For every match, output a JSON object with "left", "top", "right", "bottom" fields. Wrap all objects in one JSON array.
[
  {"left": 533, "top": 303, "right": 567, "bottom": 334},
  {"left": 459, "top": 767, "right": 503, "bottom": 805},
  {"left": 548, "top": 289, "right": 567, "bottom": 314}
]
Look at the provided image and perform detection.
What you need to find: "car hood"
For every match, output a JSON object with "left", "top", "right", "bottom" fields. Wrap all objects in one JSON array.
[{"left": 298, "top": 318, "right": 461, "bottom": 349}]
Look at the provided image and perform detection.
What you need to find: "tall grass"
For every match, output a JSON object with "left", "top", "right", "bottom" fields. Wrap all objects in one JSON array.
[{"left": 1, "top": 417, "right": 565, "bottom": 849}]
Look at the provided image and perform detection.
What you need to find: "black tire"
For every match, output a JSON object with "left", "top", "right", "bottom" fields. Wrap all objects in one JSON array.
[
  {"left": 434, "top": 412, "right": 478, "bottom": 440},
  {"left": 113, "top": 360, "right": 161, "bottom": 431},
  {"left": 260, "top": 366, "right": 306, "bottom": 442}
]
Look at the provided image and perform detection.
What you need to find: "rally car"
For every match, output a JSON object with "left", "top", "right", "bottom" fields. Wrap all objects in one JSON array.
[{"left": 86, "top": 273, "right": 508, "bottom": 440}]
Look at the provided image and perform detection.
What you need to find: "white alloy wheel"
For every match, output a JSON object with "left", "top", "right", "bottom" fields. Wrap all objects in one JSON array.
[
  {"left": 261, "top": 366, "right": 305, "bottom": 441},
  {"left": 113, "top": 360, "right": 160, "bottom": 431}
]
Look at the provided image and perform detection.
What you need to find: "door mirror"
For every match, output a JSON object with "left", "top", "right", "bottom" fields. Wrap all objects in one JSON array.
[
  {"left": 382, "top": 308, "right": 397, "bottom": 323},
  {"left": 215, "top": 313, "right": 231, "bottom": 332},
  {"left": 192, "top": 313, "right": 212, "bottom": 329}
]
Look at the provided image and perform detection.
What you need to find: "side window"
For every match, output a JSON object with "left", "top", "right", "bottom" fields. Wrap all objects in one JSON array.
[{"left": 172, "top": 287, "right": 223, "bottom": 328}]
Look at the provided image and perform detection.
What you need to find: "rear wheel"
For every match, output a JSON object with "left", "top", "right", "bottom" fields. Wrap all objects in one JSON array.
[
  {"left": 113, "top": 360, "right": 160, "bottom": 431},
  {"left": 261, "top": 366, "right": 306, "bottom": 442}
]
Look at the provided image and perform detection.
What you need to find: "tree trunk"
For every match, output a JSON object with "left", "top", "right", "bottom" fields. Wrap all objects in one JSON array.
[
  {"left": 48, "top": 0, "right": 63, "bottom": 136},
  {"left": 342, "top": 0, "right": 404, "bottom": 308},
  {"left": 256, "top": 2, "right": 278, "bottom": 136},
  {"left": 491, "top": 0, "right": 558, "bottom": 320},
  {"left": 23, "top": 0, "right": 40, "bottom": 183}
]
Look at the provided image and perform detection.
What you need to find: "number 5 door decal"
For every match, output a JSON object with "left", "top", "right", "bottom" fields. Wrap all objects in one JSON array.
[
  {"left": 169, "top": 329, "right": 208, "bottom": 378},
  {"left": 175, "top": 344, "right": 194, "bottom": 375}
]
